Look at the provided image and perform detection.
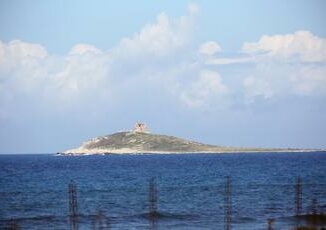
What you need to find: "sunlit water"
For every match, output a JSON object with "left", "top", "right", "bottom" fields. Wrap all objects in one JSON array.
[{"left": 0, "top": 152, "right": 325, "bottom": 229}]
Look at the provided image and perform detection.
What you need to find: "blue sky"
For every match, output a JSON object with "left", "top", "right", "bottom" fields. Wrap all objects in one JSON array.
[{"left": 0, "top": 0, "right": 326, "bottom": 153}]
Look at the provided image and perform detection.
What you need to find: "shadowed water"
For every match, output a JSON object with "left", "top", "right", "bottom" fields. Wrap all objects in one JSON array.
[{"left": 0, "top": 152, "right": 325, "bottom": 229}]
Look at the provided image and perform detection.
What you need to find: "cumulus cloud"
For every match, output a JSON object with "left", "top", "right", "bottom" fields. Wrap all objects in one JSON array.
[
  {"left": 242, "top": 62, "right": 326, "bottom": 104},
  {"left": 1, "top": 5, "right": 326, "bottom": 124},
  {"left": 2, "top": 3, "right": 230, "bottom": 122},
  {"left": 0, "top": 40, "right": 50, "bottom": 95},
  {"left": 69, "top": 44, "right": 102, "bottom": 55},
  {"left": 116, "top": 5, "right": 197, "bottom": 59},
  {"left": 187, "top": 3, "right": 199, "bottom": 15},
  {"left": 0, "top": 40, "right": 109, "bottom": 101},
  {"left": 0, "top": 40, "right": 47, "bottom": 59},
  {"left": 194, "top": 31, "right": 326, "bottom": 103},
  {"left": 206, "top": 57, "right": 252, "bottom": 65},
  {"left": 291, "top": 65, "right": 326, "bottom": 94},
  {"left": 198, "top": 41, "right": 222, "bottom": 56},
  {"left": 180, "top": 69, "right": 228, "bottom": 108},
  {"left": 239, "top": 31, "right": 326, "bottom": 103},
  {"left": 0, "top": 40, "right": 48, "bottom": 80},
  {"left": 242, "top": 30, "right": 326, "bottom": 62}
]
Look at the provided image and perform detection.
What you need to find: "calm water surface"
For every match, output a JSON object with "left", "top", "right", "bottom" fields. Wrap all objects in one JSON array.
[{"left": 0, "top": 152, "right": 325, "bottom": 229}]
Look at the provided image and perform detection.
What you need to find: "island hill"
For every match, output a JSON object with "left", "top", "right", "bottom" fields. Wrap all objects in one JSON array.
[{"left": 60, "top": 123, "right": 309, "bottom": 155}]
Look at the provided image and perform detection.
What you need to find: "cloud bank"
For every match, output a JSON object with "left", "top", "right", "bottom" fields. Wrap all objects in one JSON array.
[
  {"left": 1, "top": 8, "right": 326, "bottom": 116},
  {"left": 242, "top": 30, "right": 326, "bottom": 62},
  {"left": 203, "top": 30, "right": 326, "bottom": 103},
  {"left": 0, "top": 4, "right": 228, "bottom": 120}
]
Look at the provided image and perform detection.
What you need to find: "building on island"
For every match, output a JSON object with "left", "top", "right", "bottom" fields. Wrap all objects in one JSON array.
[{"left": 133, "top": 122, "right": 149, "bottom": 133}]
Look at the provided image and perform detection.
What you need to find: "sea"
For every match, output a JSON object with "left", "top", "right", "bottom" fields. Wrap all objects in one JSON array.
[{"left": 0, "top": 152, "right": 325, "bottom": 229}]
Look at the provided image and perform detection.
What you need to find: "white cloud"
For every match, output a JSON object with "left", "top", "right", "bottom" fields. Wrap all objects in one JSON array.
[
  {"left": 0, "top": 40, "right": 47, "bottom": 60},
  {"left": 242, "top": 62, "right": 326, "bottom": 103},
  {"left": 206, "top": 57, "right": 252, "bottom": 65},
  {"left": 180, "top": 69, "right": 228, "bottom": 108},
  {"left": 0, "top": 40, "right": 48, "bottom": 78},
  {"left": 50, "top": 52, "right": 110, "bottom": 101},
  {"left": 243, "top": 75, "right": 275, "bottom": 104},
  {"left": 0, "top": 39, "right": 112, "bottom": 117},
  {"left": 290, "top": 65, "right": 326, "bottom": 95},
  {"left": 242, "top": 30, "right": 326, "bottom": 62},
  {"left": 240, "top": 31, "right": 326, "bottom": 102},
  {"left": 0, "top": 40, "right": 50, "bottom": 95},
  {"left": 69, "top": 44, "right": 102, "bottom": 55},
  {"left": 116, "top": 5, "right": 197, "bottom": 59},
  {"left": 198, "top": 41, "right": 222, "bottom": 56},
  {"left": 191, "top": 31, "right": 326, "bottom": 103},
  {"left": 2, "top": 3, "right": 226, "bottom": 121},
  {"left": 1, "top": 8, "right": 326, "bottom": 122},
  {"left": 187, "top": 3, "right": 199, "bottom": 15}
]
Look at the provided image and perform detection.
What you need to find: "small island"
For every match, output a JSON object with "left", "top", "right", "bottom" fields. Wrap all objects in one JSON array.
[{"left": 60, "top": 123, "right": 318, "bottom": 155}]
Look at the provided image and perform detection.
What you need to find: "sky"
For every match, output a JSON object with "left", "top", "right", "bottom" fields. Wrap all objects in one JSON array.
[{"left": 0, "top": 0, "right": 326, "bottom": 153}]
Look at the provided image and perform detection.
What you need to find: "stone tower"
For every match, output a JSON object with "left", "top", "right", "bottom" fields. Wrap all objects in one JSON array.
[{"left": 133, "top": 122, "right": 149, "bottom": 133}]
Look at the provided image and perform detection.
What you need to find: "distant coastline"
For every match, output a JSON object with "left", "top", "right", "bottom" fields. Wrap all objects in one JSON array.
[{"left": 58, "top": 149, "right": 324, "bottom": 156}]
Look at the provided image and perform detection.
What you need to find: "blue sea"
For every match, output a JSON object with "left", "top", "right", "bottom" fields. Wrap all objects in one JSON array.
[{"left": 0, "top": 152, "right": 325, "bottom": 229}]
